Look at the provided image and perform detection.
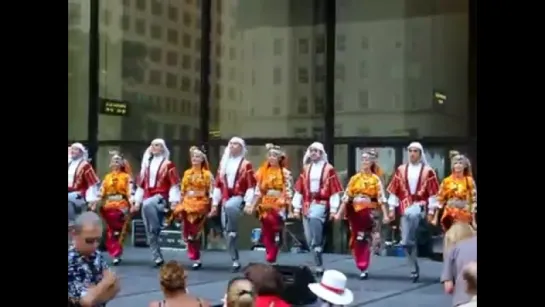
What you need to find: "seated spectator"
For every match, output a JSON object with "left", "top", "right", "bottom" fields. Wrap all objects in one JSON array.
[
  {"left": 150, "top": 261, "right": 210, "bottom": 307},
  {"left": 444, "top": 222, "right": 475, "bottom": 255},
  {"left": 441, "top": 222, "right": 477, "bottom": 307},
  {"left": 68, "top": 212, "right": 120, "bottom": 307},
  {"left": 224, "top": 277, "right": 255, "bottom": 307},
  {"left": 458, "top": 262, "right": 477, "bottom": 307},
  {"left": 243, "top": 263, "right": 289, "bottom": 307},
  {"left": 308, "top": 270, "right": 353, "bottom": 307}
]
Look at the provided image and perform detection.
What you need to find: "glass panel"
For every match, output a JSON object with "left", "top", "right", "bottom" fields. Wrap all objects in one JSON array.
[
  {"left": 97, "top": 0, "right": 201, "bottom": 141},
  {"left": 402, "top": 146, "right": 447, "bottom": 181},
  {"left": 68, "top": 0, "right": 90, "bottom": 140},
  {"left": 211, "top": 0, "right": 326, "bottom": 138},
  {"left": 355, "top": 147, "right": 397, "bottom": 184},
  {"left": 335, "top": 0, "right": 469, "bottom": 137}
]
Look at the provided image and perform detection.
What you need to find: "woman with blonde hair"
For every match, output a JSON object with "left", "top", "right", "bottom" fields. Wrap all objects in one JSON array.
[
  {"left": 224, "top": 276, "right": 255, "bottom": 307},
  {"left": 444, "top": 221, "right": 475, "bottom": 254},
  {"left": 149, "top": 260, "right": 209, "bottom": 307}
]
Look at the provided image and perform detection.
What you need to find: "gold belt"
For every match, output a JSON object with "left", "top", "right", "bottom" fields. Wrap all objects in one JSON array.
[
  {"left": 106, "top": 194, "right": 124, "bottom": 201},
  {"left": 186, "top": 190, "right": 206, "bottom": 197},
  {"left": 447, "top": 199, "right": 468, "bottom": 209}
]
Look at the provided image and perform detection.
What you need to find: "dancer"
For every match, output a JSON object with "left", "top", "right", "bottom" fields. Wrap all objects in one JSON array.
[
  {"left": 133, "top": 139, "right": 181, "bottom": 267},
  {"left": 171, "top": 146, "right": 213, "bottom": 270},
  {"left": 363, "top": 149, "right": 388, "bottom": 254},
  {"left": 387, "top": 142, "right": 439, "bottom": 282},
  {"left": 433, "top": 151, "right": 476, "bottom": 231},
  {"left": 247, "top": 144, "right": 294, "bottom": 264},
  {"left": 336, "top": 150, "right": 388, "bottom": 279},
  {"left": 210, "top": 137, "right": 256, "bottom": 272},
  {"left": 98, "top": 151, "right": 135, "bottom": 265},
  {"left": 292, "top": 142, "right": 343, "bottom": 275},
  {"left": 68, "top": 142, "right": 100, "bottom": 226}
]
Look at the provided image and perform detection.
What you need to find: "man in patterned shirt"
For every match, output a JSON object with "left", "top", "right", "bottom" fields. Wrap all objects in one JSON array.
[{"left": 68, "top": 212, "right": 120, "bottom": 306}]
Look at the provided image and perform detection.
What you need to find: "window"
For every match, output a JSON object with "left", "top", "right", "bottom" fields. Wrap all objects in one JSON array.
[
  {"left": 229, "top": 47, "right": 236, "bottom": 60},
  {"left": 101, "top": 10, "right": 111, "bottom": 25},
  {"left": 335, "top": 93, "right": 344, "bottom": 112},
  {"left": 312, "top": 127, "right": 324, "bottom": 140},
  {"left": 135, "top": 19, "right": 146, "bottom": 35},
  {"left": 335, "top": 64, "right": 345, "bottom": 81},
  {"left": 150, "top": 24, "right": 162, "bottom": 39},
  {"left": 359, "top": 61, "right": 367, "bottom": 78},
  {"left": 314, "top": 97, "right": 324, "bottom": 114},
  {"left": 361, "top": 36, "right": 369, "bottom": 50},
  {"left": 182, "top": 34, "right": 192, "bottom": 48},
  {"left": 216, "top": 44, "right": 222, "bottom": 57},
  {"left": 298, "top": 67, "right": 309, "bottom": 84},
  {"left": 337, "top": 35, "right": 346, "bottom": 51},
  {"left": 121, "top": 14, "right": 130, "bottom": 30},
  {"left": 179, "top": 125, "right": 190, "bottom": 139},
  {"left": 216, "top": 22, "right": 223, "bottom": 35},
  {"left": 149, "top": 47, "right": 162, "bottom": 63},
  {"left": 228, "top": 67, "right": 236, "bottom": 81},
  {"left": 334, "top": 125, "right": 343, "bottom": 137},
  {"left": 149, "top": 70, "right": 162, "bottom": 85},
  {"left": 293, "top": 128, "right": 308, "bottom": 138},
  {"left": 151, "top": 0, "right": 163, "bottom": 16},
  {"left": 166, "top": 51, "right": 178, "bottom": 66},
  {"left": 315, "top": 65, "right": 325, "bottom": 82},
  {"left": 315, "top": 35, "right": 325, "bottom": 54},
  {"left": 181, "top": 76, "right": 191, "bottom": 91},
  {"left": 194, "top": 79, "right": 201, "bottom": 94},
  {"left": 182, "top": 54, "right": 191, "bottom": 69},
  {"left": 168, "top": 5, "right": 178, "bottom": 21},
  {"left": 273, "top": 67, "right": 282, "bottom": 85},
  {"left": 195, "top": 58, "right": 201, "bottom": 71},
  {"left": 298, "top": 39, "right": 309, "bottom": 54},
  {"left": 358, "top": 91, "right": 369, "bottom": 109},
  {"left": 194, "top": 38, "right": 201, "bottom": 51},
  {"left": 297, "top": 97, "right": 309, "bottom": 114},
  {"left": 215, "top": 62, "right": 222, "bottom": 78},
  {"left": 167, "top": 29, "right": 178, "bottom": 44},
  {"left": 183, "top": 12, "right": 192, "bottom": 27},
  {"left": 123, "top": 0, "right": 130, "bottom": 6},
  {"left": 273, "top": 38, "right": 283, "bottom": 56},
  {"left": 136, "top": 0, "right": 146, "bottom": 11},
  {"left": 228, "top": 87, "right": 236, "bottom": 100}
]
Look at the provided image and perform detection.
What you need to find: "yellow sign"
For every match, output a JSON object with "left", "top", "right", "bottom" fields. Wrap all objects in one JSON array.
[{"left": 100, "top": 99, "right": 129, "bottom": 116}]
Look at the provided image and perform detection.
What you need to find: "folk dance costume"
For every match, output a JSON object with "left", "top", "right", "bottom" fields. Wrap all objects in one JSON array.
[
  {"left": 248, "top": 144, "right": 294, "bottom": 264},
  {"left": 99, "top": 151, "right": 135, "bottom": 265},
  {"left": 134, "top": 139, "right": 181, "bottom": 266},
  {"left": 292, "top": 142, "right": 343, "bottom": 275},
  {"left": 433, "top": 151, "right": 476, "bottom": 231},
  {"left": 68, "top": 143, "right": 100, "bottom": 226},
  {"left": 211, "top": 137, "right": 256, "bottom": 272},
  {"left": 364, "top": 149, "right": 388, "bottom": 255},
  {"left": 338, "top": 150, "right": 388, "bottom": 279},
  {"left": 386, "top": 142, "right": 439, "bottom": 282},
  {"left": 171, "top": 146, "right": 214, "bottom": 270}
]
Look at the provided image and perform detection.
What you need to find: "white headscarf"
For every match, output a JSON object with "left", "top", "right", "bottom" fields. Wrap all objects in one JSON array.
[
  {"left": 219, "top": 136, "right": 247, "bottom": 175},
  {"left": 303, "top": 142, "right": 328, "bottom": 165},
  {"left": 69, "top": 142, "right": 89, "bottom": 162},
  {"left": 407, "top": 142, "right": 428, "bottom": 165},
  {"left": 140, "top": 138, "right": 171, "bottom": 177}
]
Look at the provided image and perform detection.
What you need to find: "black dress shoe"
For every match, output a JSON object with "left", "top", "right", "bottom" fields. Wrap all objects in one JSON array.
[
  {"left": 112, "top": 258, "right": 122, "bottom": 266},
  {"left": 192, "top": 262, "right": 202, "bottom": 270},
  {"left": 154, "top": 259, "right": 164, "bottom": 267},
  {"left": 411, "top": 271, "right": 420, "bottom": 283},
  {"left": 359, "top": 271, "right": 369, "bottom": 280},
  {"left": 231, "top": 264, "right": 241, "bottom": 273}
]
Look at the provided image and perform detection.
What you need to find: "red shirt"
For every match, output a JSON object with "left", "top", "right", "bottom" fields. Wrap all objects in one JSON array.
[{"left": 255, "top": 295, "right": 291, "bottom": 307}]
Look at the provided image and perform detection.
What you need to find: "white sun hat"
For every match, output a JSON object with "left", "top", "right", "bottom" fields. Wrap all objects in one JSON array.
[{"left": 308, "top": 270, "right": 354, "bottom": 306}]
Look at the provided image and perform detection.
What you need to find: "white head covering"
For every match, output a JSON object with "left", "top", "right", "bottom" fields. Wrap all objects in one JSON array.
[
  {"left": 407, "top": 141, "right": 428, "bottom": 165},
  {"left": 69, "top": 142, "right": 89, "bottom": 161},
  {"left": 308, "top": 270, "right": 354, "bottom": 306},
  {"left": 219, "top": 137, "right": 247, "bottom": 175},
  {"left": 303, "top": 142, "right": 328, "bottom": 165},
  {"left": 140, "top": 138, "right": 171, "bottom": 177}
]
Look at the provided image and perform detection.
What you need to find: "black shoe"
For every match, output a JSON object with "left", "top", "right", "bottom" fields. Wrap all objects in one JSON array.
[
  {"left": 359, "top": 271, "right": 369, "bottom": 280},
  {"left": 154, "top": 259, "right": 164, "bottom": 267},
  {"left": 232, "top": 263, "right": 241, "bottom": 273},
  {"left": 192, "top": 262, "right": 202, "bottom": 270},
  {"left": 315, "top": 267, "right": 324, "bottom": 276},
  {"left": 112, "top": 258, "right": 122, "bottom": 266},
  {"left": 411, "top": 271, "right": 419, "bottom": 283}
]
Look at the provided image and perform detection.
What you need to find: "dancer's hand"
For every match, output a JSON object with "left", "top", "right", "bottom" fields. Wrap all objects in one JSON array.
[
  {"left": 208, "top": 206, "right": 218, "bottom": 217},
  {"left": 443, "top": 280, "right": 454, "bottom": 294},
  {"left": 333, "top": 213, "right": 342, "bottom": 221},
  {"left": 130, "top": 204, "right": 140, "bottom": 213},
  {"left": 388, "top": 211, "right": 395, "bottom": 221},
  {"left": 244, "top": 206, "right": 254, "bottom": 215},
  {"left": 170, "top": 202, "right": 178, "bottom": 210},
  {"left": 88, "top": 202, "right": 97, "bottom": 212},
  {"left": 293, "top": 212, "right": 301, "bottom": 219},
  {"left": 287, "top": 212, "right": 295, "bottom": 219},
  {"left": 427, "top": 214, "right": 436, "bottom": 225},
  {"left": 382, "top": 216, "right": 390, "bottom": 224}
]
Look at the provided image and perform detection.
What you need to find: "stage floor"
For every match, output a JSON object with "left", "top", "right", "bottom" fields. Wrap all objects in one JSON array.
[{"left": 108, "top": 247, "right": 450, "bottom": 307}]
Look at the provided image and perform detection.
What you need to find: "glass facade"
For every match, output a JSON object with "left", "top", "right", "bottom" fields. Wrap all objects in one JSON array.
[{"left": 69, "top": 0, "right": 476, "bottom": 253}]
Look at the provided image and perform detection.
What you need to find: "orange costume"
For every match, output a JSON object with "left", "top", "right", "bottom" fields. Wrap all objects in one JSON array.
[
  {"left": 172, "top": 146, "right": 214, "bottom": 268},
  {"left": 68, "top": 143, "right": 100, "bottom": 224},
  {"left": 251, "top": 144, "right": 294, "bottom": 264},
  {"left": 99, "top": 151, "right": 134, "bottom": 263},
  {"left": 435, "top": 151, "right": 476, "bottom": 231},
  {"left": 342, "top": 155, "right": 387, "bottom": 277}
]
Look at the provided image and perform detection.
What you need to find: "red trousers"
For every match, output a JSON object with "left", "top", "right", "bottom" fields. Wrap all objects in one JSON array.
[
  {"left": 102, "top": 209, "right": 127, "bottom": 258},
  {"left": 347, "top": 207, "right": 374, "bottom": 271},
  {"left": 181, "top": 212, "right": 205, "bottom": 261},
  {"left": 260, "top": 211, "right": 283, "bottom": 263}
]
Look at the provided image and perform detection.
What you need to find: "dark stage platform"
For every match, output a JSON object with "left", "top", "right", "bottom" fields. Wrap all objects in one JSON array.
[{"left": 108, "top": 247, "right": 449, "bottom": 307}]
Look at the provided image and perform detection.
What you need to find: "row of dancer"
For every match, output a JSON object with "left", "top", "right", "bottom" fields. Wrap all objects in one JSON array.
[{"left": 67, "top": 138, "right": 476, "bottom": 281}]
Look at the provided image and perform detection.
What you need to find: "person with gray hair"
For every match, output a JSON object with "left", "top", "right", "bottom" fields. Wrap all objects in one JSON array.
[
  {"left": 68, "top": 143, "right": 100, "bottom": 226},
  {"left": 68, "top": 212, "right": 120, "bottom": 307}
]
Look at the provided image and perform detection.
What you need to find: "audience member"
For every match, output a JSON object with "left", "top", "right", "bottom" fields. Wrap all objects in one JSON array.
[
  {"left": 458, "top": 262, "right": 477, "bottom": 307},
  {"left": 308, "top": 270, "right": 353, "bottom": 307},
  {"left": 68, "top": 212, "right": 120, "bottom": 307},
  {"left": 444, "top": 222, "right": 475, "bottom": 254},
  {"left": 441, "top": 221, "right": 477, "bottom": 307},
  {"left": 224, "top": 277, "right": 255, "bottom": 307},
  {"left": 244, "top": 263, "right": 289, "bottom": 307},
  {"left": 149, "top": 260, "right": 210, "bottom": 307}
]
